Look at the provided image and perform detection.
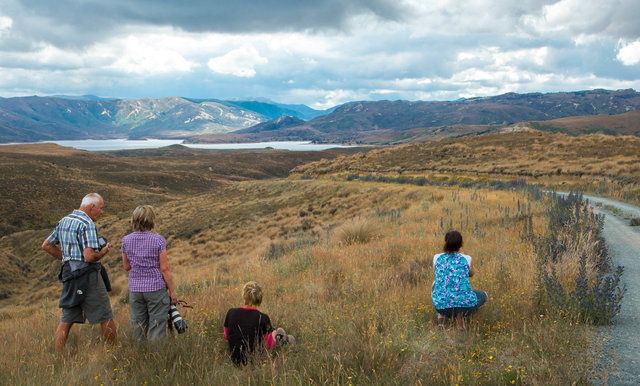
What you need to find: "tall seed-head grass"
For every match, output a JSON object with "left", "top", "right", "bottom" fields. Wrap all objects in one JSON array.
[{"left": 0, "top": 179, "right": 600, "bottom": 384}]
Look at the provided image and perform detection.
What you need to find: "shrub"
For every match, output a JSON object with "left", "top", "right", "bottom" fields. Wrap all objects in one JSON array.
[
  {"left": 337, "top": 219, "right": 380, "bottom": 246},
  {"left": 536, "top": 192, "right": 625, "bottom": 324},
  {"left": 544, "top": 255, "right": 625, "bottom": 324},
  {"left": 630, "top": 217, "right": 640, "bottom": 226}
]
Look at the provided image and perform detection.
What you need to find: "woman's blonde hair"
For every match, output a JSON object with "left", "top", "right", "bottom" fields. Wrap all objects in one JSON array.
[
  {"left": 242, "top": 281, "right": 263, "bottom": 307},
  {"left": 131, "top": 205, "right": 156, "bottom": 232}
]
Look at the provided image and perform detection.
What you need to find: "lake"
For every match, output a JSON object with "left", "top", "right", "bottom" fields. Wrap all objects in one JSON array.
[{"left": 0, "top": 139, "right": 357, "bottom": 151}]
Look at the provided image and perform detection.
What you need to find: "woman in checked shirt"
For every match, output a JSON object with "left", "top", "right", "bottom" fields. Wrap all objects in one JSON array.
[{"left": 122, "top": 205, "right": 178, "bottom": 341}]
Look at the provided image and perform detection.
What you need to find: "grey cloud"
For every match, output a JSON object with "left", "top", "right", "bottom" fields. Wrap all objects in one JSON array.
[
  {"left": 600, "top": 1, "right": 640, "bottom": 38},
  {"left": 520, "top": 0, "right": 640, "bottom": 39},
  {"left": 1, "top": 0, "right": 408, "bottom": 48},
  {"left": 1, "top": 0, "right": 639, "bottom": 105}
]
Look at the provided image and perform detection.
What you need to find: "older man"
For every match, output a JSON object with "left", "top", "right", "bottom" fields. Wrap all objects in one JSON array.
[{"left": 42, "top": 192, "right": 118, "bottom": 353}]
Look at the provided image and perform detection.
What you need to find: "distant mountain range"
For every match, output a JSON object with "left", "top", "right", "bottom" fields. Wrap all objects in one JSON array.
[
  {"left": 0, "top": 96, "right": 328, "bottom": 143},
  {"left": 2, "top": 89, "right": 640, "bottom": 144},
  {"left": 189, "top": 88, "right": 640, "bottom": 144}
]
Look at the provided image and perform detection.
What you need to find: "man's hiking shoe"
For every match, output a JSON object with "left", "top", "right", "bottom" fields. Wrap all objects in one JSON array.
[{"left": 437, "top": 313, "right": 446, "bottom": 328}]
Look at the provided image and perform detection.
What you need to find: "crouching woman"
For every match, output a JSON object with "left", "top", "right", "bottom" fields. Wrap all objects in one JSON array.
[
  {"left": 432, "top": 230, "right": 487, "bottom": 329},
  {"left": 224, "top": 281, "right": 295, "bottom": 366}
]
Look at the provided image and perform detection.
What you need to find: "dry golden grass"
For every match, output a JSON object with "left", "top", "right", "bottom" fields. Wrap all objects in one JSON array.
[
  {"left": 0, "top": 144, "right": 363, "bottom": 301},
  {"left": 293, "top": 130, "right": 640, "bottom": 204},
  {"left": 529, "top": 110, "right": 640, "bottom": 136},
  {"left": 1, "top": 133, "right": 618, "bottom": 383},
  {"left": 335, "top": 219, "right": 381, "bottom": 246},
  {"left": 0, "top": 178, "right": 598, "bottom": 384},
  {"left": 0, "top": 144, "right": 362, "bottom": 237}
]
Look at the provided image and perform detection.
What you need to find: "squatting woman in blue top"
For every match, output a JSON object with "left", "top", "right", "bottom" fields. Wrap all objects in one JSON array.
[{"left": 431, "top": 230, "right": 487, "bottom": 329}]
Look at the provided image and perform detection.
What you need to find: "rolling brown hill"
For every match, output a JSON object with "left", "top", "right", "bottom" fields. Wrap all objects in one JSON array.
[
  {"left": 3, "top": 129, "right": 639, "bottom": 306},
  {"left": 527, "top": 110, "right": 640, "bottom": 136},
  {"left": 0, "top": 176, "right": 402, "bottom": 307},
  {"left": 292, "top": 129, "right": 640, "bottom": 201},
  {"left": 0, "top": 143, "right": 367, "bottom": 303},
  {"left": 0, "top": 143, "right": 363, "bottom": 237},
  {"left": 0, "top": 130, "right": 634, "bottom": 384},
  {"left": 348, "top": 110, "right": 640, "bottom": 144}
]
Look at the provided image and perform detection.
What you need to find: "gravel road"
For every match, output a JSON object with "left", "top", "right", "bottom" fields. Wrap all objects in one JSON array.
[{"left": 580, "top": 194, "right": 640, "bottom": 385}]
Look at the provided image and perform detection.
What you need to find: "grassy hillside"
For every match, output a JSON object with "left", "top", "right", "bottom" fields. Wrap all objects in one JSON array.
[
  {"left": 358, "top": 110, "right": 640, "bottom": 145},
  {"left": 293, "top": 130, "right": 640, "bottom": 205},
  {"left": 0, "top": 143, "right": 362, "bottom": 237},
  {"left": 528, "top": 110, "right": 640, "bottom": 136},
  {"left": 0, "top": 133, "right": 623, "bottom": 383},
  {"left": 0, "top": 177, "right": 602, "bottom": 384}
]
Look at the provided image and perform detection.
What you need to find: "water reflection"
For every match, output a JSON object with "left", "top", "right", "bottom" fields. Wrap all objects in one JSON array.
[{"left": 1, "top": 139, "right": 356, "bottom": 151}]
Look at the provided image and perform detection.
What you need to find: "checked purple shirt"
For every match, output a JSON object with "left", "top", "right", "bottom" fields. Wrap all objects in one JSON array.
[{"left": 121, "top": 231, "right": 168, "bottom": 292}]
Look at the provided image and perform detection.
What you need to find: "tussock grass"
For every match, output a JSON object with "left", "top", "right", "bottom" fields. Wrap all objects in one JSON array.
[
  {"left": 336, "top": 219, "right": 381, "bottom": 246},
  {"left": 0, "top": 179, "right": 600, "bottom": 384}
]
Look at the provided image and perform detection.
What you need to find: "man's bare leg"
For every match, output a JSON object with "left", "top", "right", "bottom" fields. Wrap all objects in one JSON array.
[
  {"left": 100, "top": 319, "right": 118, "bottom": 344},
  {"left": 55, "top": 322, "right": 73, "bottom": 353}
]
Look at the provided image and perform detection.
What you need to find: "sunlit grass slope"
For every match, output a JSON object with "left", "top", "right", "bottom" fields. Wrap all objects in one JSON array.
[
  {"left": 293, "top": 130, "right": 640, "bottom": 205},
  {"left": 1, "top": 178, "right": 595, "bottom": 384}
]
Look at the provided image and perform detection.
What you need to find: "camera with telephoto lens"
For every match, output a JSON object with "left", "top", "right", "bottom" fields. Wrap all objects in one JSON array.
[
  {"left": 169, "top": 304, "right": 188, "bottom": 334},
  {"left": 97, "top": 236, "right": 108, "bottom": 251}
]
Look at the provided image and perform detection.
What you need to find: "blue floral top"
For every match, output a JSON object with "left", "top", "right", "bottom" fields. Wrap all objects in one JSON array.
[{"left": 432, "top": 252, "right": 477, "bottom": 309}]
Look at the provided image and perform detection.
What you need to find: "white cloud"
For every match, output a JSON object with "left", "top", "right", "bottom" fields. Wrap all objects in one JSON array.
[
  {"left": 322, "top": 89, "right": 367, "bottom": 108},
  {"left": 572, "top": 34, "right": 600, "bottom": 46},
  {"left": 0, "top": 43, "right": 84, "bottom": 70},
  {"left": 0, "top": 1, "right": 639, "bottom": 105},
  {"left": 287, "top": 88, "right": 364, "bottom": 110},
  {"left": 103, "top": 34, "right": 196, "bottom": 75},
  {"left": 617, "top": 40, "right": 640, "bottom": 66},
  {"left": 0, "top": 15, "right": 12, "bottom": 32},
  {"left": 38, "top": 45, "right": 84, "bottom": 67},
  {"left": 207, "top": 44, "right": 268, "bottom": 78},
  {"left": 456, "top": 46, "right": 549, "bottom": 69}
]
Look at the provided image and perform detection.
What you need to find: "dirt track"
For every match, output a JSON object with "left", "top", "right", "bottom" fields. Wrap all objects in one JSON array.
[{"left": 582, "top": 194, "right": 640, "bottom": 385}]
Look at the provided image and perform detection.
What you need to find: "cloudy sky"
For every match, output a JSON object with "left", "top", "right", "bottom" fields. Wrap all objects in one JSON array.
[{"left": 1, "top": 0, "right": 639, "bottom": 109}]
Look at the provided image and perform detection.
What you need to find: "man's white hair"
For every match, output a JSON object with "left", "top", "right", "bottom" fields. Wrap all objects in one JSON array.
[{"left": 80, "top": 193, "right": 103, "bottom": 208}]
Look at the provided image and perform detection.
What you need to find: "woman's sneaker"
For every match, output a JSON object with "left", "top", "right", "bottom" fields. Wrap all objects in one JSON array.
[{"left": 437, "top": 313, "right": 446, "bottom": 327}]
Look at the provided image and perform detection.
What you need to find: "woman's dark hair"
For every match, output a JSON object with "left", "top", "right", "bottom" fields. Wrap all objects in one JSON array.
[{"left": 443, "top": 230, "right": 463, "bottom": 253}]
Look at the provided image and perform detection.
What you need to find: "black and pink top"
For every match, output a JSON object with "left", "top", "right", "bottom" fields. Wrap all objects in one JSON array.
[{"left": 223, "top": 307, "right": 276, "bottom": 365}]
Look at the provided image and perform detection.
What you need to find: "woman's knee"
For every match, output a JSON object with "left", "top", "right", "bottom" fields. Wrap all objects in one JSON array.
[{"left": 475, "top": 290, "right": 488, "bottom": 307}]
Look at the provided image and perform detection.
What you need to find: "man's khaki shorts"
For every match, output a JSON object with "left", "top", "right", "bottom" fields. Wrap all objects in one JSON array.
[{"left": 61, "top": 269, "right": 114, "bottom": 324}]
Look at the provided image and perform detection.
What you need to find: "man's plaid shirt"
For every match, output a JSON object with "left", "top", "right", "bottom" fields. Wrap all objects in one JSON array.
[{"left": 46, "top": 210, "right": 100, "bottom": 262}]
